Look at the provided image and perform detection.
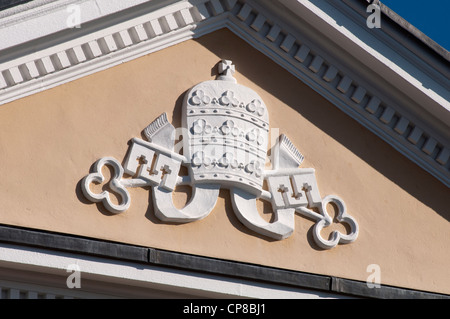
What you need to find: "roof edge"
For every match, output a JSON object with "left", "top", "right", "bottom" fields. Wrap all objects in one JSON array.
[
  {"left": 378, "top": 1, "right": 450, "bottom": 62},
  {"left": 0, "top": 0, "right": 448, "bottom": 186}
]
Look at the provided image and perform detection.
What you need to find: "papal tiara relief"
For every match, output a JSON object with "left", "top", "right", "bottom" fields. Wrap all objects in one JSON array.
[{"left": 81, "top": 60, "right": 358, "bottom": 249}]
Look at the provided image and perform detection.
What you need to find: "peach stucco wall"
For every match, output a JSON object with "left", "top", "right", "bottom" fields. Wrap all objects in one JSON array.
[{"left": 0, "top": 29, "right": 448, "bottom": 294}]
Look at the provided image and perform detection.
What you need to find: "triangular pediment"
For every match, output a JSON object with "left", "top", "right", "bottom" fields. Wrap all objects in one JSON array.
[
  {"left": 0, "top": 0, "right": 450, "bottom": 296},
  {"left": 0, "top": 0, "right": 448, "bottom": 187},
  {"left": 0, "top": 28, "right": 449, "bottom": 294}
]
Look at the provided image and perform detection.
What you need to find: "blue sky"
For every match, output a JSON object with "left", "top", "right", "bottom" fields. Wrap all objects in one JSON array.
[{"left": 381, "top": 0, "right": 450, "bottom": 51}]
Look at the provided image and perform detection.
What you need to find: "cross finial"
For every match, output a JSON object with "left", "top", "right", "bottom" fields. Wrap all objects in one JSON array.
[
  {"left": 303, "top": 183, "right": 312, "bottom": 192},
  {"left": 278, "top": 184, "right": 289, "bottom": 194},
  {"left": 160, "top": 164, "right": 172, "bottom": 176},
  {"left": 217, "top": 60, "right": 237, "bottom": 83},
  {"left": 136, "top": 155, "right": 148, "bottom": 165},
  {"left": 278, "top": 184, "right": 291, "bottom": 206}
]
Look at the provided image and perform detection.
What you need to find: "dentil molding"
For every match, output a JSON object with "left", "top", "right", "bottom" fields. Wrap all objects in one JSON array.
[{"left": 0, "top": 0, "right": 448, "bottom": 187}]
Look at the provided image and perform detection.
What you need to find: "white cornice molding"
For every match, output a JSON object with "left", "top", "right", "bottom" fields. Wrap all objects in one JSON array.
[
  {"left": 0, "top": 0, "right": 448, "bottom": 186},
  {"left": 279, "top": 0, "right": 450, "bottom": 132}
]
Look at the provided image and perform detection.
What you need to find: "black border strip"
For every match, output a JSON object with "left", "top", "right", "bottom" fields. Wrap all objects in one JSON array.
[
  {"left": 149, "top": 248, "right": 330, "bottom": 291},
  {"left": 0, "top": 224, "right": 448, "bottom": 299},
  {"left": 0, "top": 224, "right": 147, "bottom": 262}
]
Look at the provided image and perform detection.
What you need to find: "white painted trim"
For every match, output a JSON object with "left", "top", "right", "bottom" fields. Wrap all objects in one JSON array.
[
  {"left": 280, "top": 0, "right": 449, "bottom": 108},
  {"left": 228, "top": 0, "right": 450, "bottom": 185},
  {"left": 0, "top": 243, "right": 344, "bottom": 299},
  {"left": 0, "top": 0, "right": 448, "bottom": 186}
]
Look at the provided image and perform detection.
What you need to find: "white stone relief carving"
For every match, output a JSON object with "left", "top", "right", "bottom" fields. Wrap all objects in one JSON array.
[{"left": 81, "top": 60, "right": 359, "bottom": 249}]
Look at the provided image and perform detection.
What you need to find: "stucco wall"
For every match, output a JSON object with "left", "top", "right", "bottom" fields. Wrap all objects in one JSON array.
[{"left": 0, "top": 29, "right": 448, "bottom": 294}]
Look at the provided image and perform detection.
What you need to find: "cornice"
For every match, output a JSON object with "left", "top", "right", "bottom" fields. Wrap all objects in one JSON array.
[
  {"left": 0, "top": 224, "right": 448, "bottom": 298},
  {"left": 0, "top": 0, "right": 448, "bottom": 186}
]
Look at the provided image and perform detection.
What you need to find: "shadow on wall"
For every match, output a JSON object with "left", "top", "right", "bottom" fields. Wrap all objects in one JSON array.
[{"left": 192, "top": 28, "right": 449, "bottom": 223}]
